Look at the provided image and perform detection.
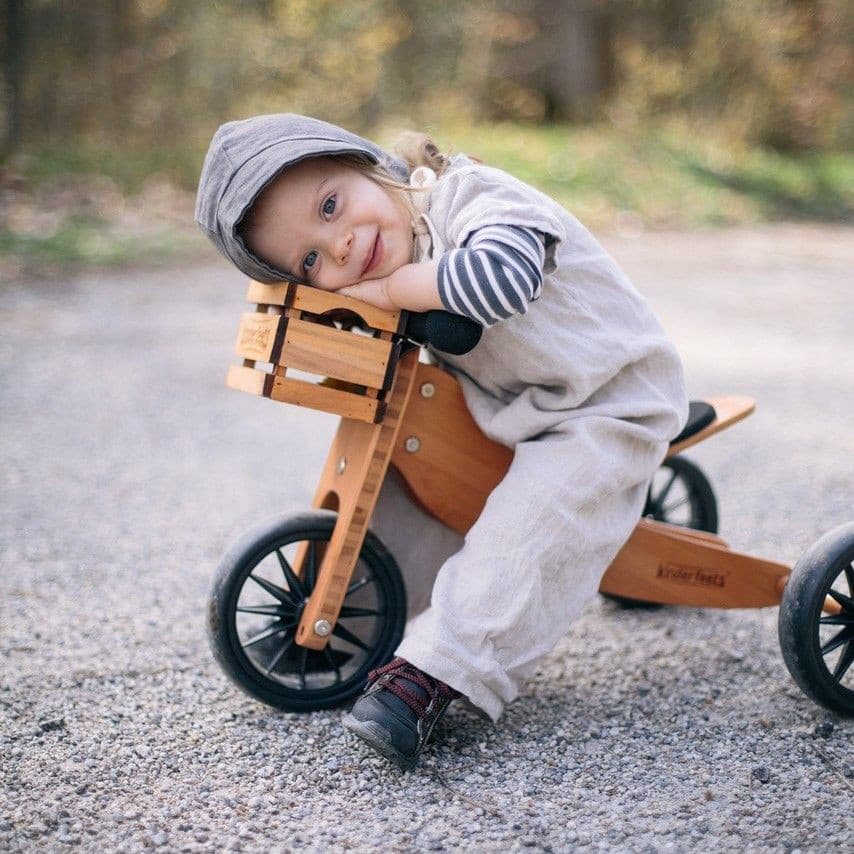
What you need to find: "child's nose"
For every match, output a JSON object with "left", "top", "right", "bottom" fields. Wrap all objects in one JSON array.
[{"left": 334, "top": 231, "right": 353, "bottom": 265}]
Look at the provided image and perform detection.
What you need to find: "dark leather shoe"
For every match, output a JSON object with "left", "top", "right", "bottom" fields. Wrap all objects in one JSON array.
[{"left": 343, "top": 657, "right": 460, "bottom": 770}]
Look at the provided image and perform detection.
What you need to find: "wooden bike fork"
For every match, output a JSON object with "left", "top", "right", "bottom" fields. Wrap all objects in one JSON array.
[{"left": 294, "top": 347, "right": 420, "bottom": 650}]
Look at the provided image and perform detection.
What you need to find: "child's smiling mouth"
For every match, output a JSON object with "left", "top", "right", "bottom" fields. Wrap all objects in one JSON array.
[{"left": 361, "top": 232, "right": 383, "bottom": 278}]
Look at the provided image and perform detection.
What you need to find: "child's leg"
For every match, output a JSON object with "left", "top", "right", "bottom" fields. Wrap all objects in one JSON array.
[
  {"left": 395, "top": 413, "right": 668, "bottom": 721},
  {"left": 370, "top": 467, "right": 463, "bottom": 618}
]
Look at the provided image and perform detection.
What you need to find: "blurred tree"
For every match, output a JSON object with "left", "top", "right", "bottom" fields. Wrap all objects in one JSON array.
[
  {"left": 0, "top": 0, "right": 849, "bottom": 158},
  {"left": 2, "top": 0, "right": 25, "bottom": 156},
  {"left": 482, "top": 0, "right": 615, "bottom": 122},
  {"left": 610, "top": 0, "right": 853, "bottom": 151}
]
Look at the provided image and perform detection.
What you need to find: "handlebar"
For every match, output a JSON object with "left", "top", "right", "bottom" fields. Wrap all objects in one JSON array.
[{"left": 403, "top": 310, "right": 482, "bottom": 355}]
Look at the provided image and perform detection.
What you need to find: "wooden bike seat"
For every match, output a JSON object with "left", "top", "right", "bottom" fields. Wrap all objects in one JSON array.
[{"left": 667, "top": 396, "right": 755, "bottom": 456}]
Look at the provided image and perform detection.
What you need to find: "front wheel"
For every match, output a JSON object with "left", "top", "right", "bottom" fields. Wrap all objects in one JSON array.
[
  {"left": 778, "top": 522, "right": 854, "bottom": 716},
  {"left": 207, "top": 511, "right": 406, "bottom": 712}
]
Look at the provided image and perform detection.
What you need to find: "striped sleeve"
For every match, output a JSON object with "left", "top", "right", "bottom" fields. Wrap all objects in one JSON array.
[{"left": 436, "top": 225, "right": 545, "bottom": 326}]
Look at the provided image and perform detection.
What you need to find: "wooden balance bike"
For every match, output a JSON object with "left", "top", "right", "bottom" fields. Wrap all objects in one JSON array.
[{"left": 207, "top": 280, "right": 854, "bottom": 717}]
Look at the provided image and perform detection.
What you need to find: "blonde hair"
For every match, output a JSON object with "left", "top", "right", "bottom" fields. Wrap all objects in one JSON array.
[
  {"left": 332, "top": 132, "right": 449, "bottom": 190},
  {"left": 392, "top": 131, "right": 450, "bottom": 176}
]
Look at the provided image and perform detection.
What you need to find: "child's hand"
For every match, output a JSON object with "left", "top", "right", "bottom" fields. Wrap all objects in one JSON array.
[
  {"left": 338, "top": 277, "right": 398, "bottom": 312},
  {"left": 339, "top": 260, "right": 443, "bottom": 314}
]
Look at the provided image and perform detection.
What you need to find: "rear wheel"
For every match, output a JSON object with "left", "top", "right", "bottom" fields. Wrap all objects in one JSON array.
[
  {"left": 207, "top": 511, "right": 406, "bottom": 711},
  {"left": 643, "top": 455, "right": 718, "bottom": 533}
]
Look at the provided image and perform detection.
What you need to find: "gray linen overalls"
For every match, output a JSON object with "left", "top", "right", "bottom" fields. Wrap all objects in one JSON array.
[
  {"left": 195, "top": 115, "right": 688, "bottom": 722},
  {"left": 371, "top": 156, "right": 689, "bottom": 720}
]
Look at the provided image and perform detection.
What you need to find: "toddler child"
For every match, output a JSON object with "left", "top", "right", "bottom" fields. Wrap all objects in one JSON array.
[{"left": 196, "top": 113, "right": 688, "bottom": 770}]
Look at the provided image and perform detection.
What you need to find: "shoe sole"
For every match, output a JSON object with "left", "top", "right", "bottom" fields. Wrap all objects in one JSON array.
[{"left": 342, "top": 713, "right": 417, "bottom": 771}]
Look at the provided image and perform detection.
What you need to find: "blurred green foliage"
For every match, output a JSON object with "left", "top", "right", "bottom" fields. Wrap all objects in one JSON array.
[
  {"left": 0, "top": 211, "right": 198, "bottom": 267},
  {"left": 428, "top": 121, "right": 853, "bottom": 226},
  {"left": 612, "top": 0, "right": 853, "bottom": 153},
  {"left": 9, "top": 146, "right": 203, "bottom": 193},
  {"left": 2, "top": 0, "right": 851, "bottom": 155}
]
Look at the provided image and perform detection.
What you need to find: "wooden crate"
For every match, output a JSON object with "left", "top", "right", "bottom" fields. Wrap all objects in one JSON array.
[{"left": 226, "top": 281, "right": 406, "bottom": 423}]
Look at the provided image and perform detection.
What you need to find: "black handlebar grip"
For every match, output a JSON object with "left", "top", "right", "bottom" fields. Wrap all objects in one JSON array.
[{"left": 404, "top": 310, "right": 483, "bottom": 355}]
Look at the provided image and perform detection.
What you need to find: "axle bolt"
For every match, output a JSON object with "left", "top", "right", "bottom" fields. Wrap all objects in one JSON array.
[{"left": 314, "top": 619, "right": 332, "bottom": 637}]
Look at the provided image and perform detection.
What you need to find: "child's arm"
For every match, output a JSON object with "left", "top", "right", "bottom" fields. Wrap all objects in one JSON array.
[
  {"left": 341, "top": 225, "right": 545, "bottom": 322},
  {"left": 339, "top": 260, "right": 443, "bottom": 313}
]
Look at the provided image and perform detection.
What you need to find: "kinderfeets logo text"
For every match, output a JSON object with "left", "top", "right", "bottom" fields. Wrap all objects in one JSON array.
[{"left": 656, "top": 561, "right": 728, "bottom": 588}]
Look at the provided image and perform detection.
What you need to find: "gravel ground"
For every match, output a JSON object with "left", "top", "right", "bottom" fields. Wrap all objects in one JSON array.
[{"left": 1, "top": 224, "right": 852, "bottom": 852}]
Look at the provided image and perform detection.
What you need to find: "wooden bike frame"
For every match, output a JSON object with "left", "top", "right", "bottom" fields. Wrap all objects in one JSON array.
[
  {"left": 295, "top": 361, "right": 795, "bottom": 649},
  {"left": 226, "top": 281, "right": 809, "bottom": 654}
]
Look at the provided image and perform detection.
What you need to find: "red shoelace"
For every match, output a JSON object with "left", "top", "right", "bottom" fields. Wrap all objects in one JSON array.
[{"left": 367, "top": 657, "right": 460, "bottom": 718}]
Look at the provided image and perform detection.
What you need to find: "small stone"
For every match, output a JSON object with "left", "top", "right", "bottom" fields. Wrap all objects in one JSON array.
[
  {"left": 813, "top": 721, "right": 834, "bottom": 739},
  {"left": 38, "top": 717, "right": 66, "bottom": 732},
  {"left": 752, "top": 767, "right": 771, "bottom": 784}
]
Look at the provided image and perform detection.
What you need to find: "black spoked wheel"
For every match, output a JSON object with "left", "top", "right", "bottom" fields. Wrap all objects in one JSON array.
[
  {"left": 603, "top": 455, "right": 719, "bottom": 608},
  {"left": 643, "top": 455, "right": 718, "bottom": 533},
  {"left": 779, "top": 522, "right": 854, "bottom": 716},
  {"left": 207, "top": 510, "right": 406, "bottom": 712}
]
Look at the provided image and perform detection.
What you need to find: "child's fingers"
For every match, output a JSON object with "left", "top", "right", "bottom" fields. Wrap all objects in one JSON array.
[{"left": 339, "top": 278, "right": 397, "bottom": 311}]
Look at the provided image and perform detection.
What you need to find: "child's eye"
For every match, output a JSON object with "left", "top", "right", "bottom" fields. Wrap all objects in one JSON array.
[
  {"left": 322, "top": 195, "right": 336, "bottom": 218},
  {"left": 302, "top": 251, "right": 318, "bottom": 275}
]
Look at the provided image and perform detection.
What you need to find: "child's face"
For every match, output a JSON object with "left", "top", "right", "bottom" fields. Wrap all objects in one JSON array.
[{"left": 245, "top": 157, "right": 414, "bottom": 291}]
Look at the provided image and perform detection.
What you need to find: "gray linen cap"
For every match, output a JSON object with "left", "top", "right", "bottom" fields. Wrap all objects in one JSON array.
[{"left": 195, "top": 113, "right": 409, "bottom": 282}]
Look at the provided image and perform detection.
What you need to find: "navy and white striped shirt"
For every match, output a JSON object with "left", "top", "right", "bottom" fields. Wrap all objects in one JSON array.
[{"left": 437, "top": 225, "right": 545, "bottom": 326}]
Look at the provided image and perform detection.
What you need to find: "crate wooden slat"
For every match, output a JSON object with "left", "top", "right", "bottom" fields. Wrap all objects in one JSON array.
[
  {"left": 226, "top": 364, "right": 267, "bottom": 396},
  {"left": 234, "top": 312, "right": 282, "bottom": 363},
  {"left": 226, "top": 365, "right": 384, "bottom": 421},
  {"left": 282, "top": 317, "right": 395, "bottom": 390},
  {"left": 246, "top": 280, "right": 404, "bottom": 334},
  {"left": 268, "top": 375, "right": 383, "bottom": 422}
]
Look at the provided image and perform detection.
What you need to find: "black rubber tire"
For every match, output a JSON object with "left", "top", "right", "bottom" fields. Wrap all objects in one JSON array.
[
  {"left": 778, "top": 521, "right": 854, "bottom": 717},
  {"left": 643, "top": 455, "right": 719, "bottom": 533},
  {"left": 207, "top": 510, "right": 406, "bottom": 712},
  {"left": 603, "top": 455, "right": 718, "bottom": 608}
]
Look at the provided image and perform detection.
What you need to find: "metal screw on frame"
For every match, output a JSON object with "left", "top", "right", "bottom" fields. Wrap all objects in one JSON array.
[
  {"left": 314, "top": 619, "right": 332, "bottom": 637},
  {"left": 404, "top": 436, "right": 421, "bottom": 453}
]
